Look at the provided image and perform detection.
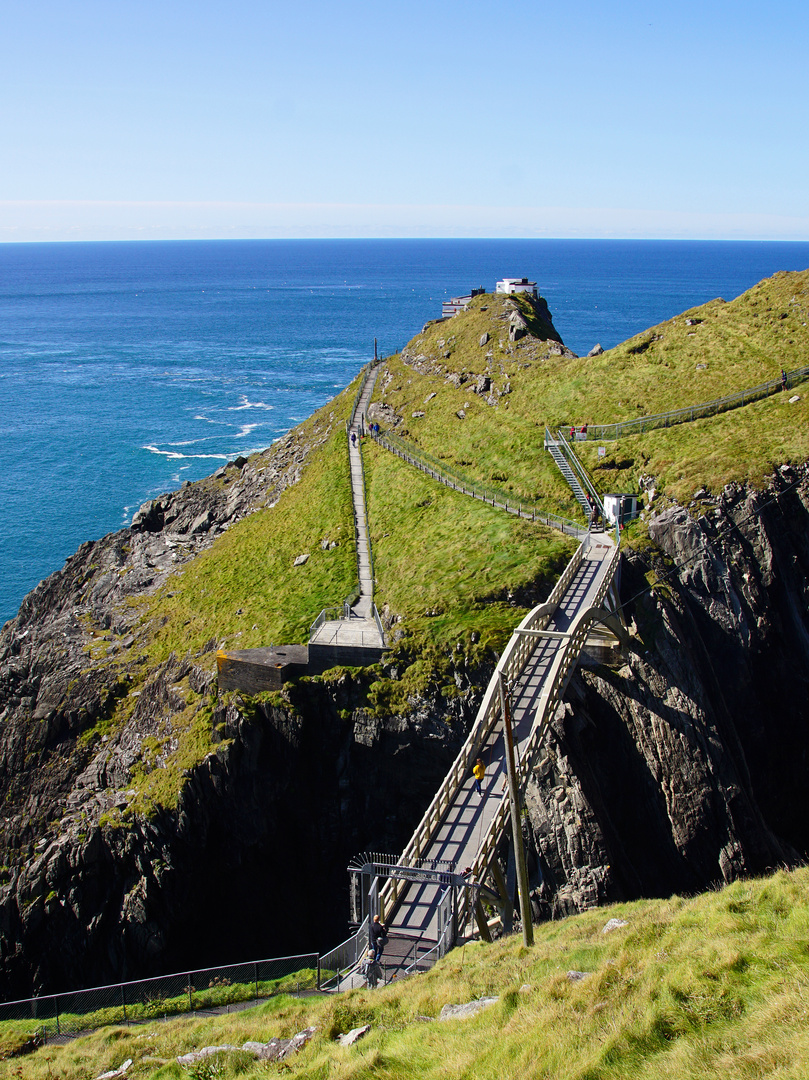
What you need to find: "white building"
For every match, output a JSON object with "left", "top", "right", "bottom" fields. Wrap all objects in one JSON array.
[{"left": 495, "top": 277, "right": 537, "bottom": 297}]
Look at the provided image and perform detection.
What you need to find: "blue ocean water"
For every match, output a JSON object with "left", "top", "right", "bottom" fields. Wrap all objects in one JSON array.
[{"left": 2, "top": 238, "right": 808, "bottom": 625}]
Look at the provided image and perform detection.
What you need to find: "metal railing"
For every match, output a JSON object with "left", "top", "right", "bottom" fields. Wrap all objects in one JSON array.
[
  {"left": 351, "top": 425, "right": 376, "bottom": 591},
  {"left": 582, "top": 362, "right": 809, "bottom": 441},
  {"left": 319, "top": 917, "right": 369, "bottom": 992},
  {"left": 546, "top": 428, "right": 606, "bottom": 517},
  {"left": 0, "top": 953, "right": 319, "bottom": 1041},
  {"left": 371, "top": 429, "right": 587, "bottom": 539},
  {"left": 457, "top": 544, "right": 622, "bottom": 930},
  {"left": 404, "top": 886, "right": 455, "bottom": 975},
  {"left": 310, "top": 603, "right": 352, "bottom": 635},
  {"left": 379, "top": 537, "right": 590, "bottom": 920},
  {"left": 349, "top": 356, "right": 385, "bottom": 430}
]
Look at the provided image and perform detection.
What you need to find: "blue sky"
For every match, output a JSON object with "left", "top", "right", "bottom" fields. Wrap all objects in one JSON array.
[{"left": 2, "top": 0, "right": 807, "bottom": 241}]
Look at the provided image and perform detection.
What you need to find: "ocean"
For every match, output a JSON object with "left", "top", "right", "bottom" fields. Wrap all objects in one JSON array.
[{"left": 2, "top": 238, "right": 808, "bottom": 625}]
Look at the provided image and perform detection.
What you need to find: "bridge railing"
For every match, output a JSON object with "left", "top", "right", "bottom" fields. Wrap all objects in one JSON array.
[
  {"left": 371, "top": 429, "right": 587, "bottom": 539},
  {"left": 379, "top": 537, "right": 590, "bottom": 920},
  {"left": 457, "top": 543, "right": 622, "bottom": 930},
  {"left": 582, "top": 362, "right": 809, "bottom": 442},
  {"left": 319, "top": 917, "right": 370, "bottom": 992}
]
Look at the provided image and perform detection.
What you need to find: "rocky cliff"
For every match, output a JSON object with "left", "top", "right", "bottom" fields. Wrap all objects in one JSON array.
[{"left": 525, "top": 462, "right": 809, "bottom": 918}]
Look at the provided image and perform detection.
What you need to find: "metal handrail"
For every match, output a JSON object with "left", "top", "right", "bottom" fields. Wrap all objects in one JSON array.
[
  {"left": 371, "top": 429, "right": 587, "bottom": 539},
  {"left": 582, "top": 362, "right": 809, "bottom": 441},
  {"left": 457, "top": 544, "right": 621, "bottom": 930},
  {"left": 379, "top": 538, "right": 589, "bottom": 919},
  {"left": 548, "top": 428, "right": 606, "bottom": 516},
  {"left": 319, "top": 916, "right": 370, "bottom": 992}
]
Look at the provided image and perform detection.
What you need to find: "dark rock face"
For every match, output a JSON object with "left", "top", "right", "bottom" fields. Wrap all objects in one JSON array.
[{"left": 524, "top": 463, "right": 809, "bottom": 918}]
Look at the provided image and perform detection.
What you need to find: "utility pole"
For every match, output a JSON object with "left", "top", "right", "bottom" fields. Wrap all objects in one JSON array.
[{"left": 498, "top": 671, "right": 534, "bottom": 947}]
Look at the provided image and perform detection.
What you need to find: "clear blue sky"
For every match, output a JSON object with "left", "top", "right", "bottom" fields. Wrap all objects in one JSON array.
[{"left": 2, "top": 0, "right": 807, "bottom": 241}]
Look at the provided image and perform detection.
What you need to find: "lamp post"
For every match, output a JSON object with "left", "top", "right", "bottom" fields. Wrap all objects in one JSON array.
[{"left": 498, "top": 671, "right": 534, "bottom": 947}]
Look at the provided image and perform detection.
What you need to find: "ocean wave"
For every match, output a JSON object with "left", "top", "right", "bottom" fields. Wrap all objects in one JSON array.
[
  {"left": 142, "top": 445, "right": 231, "bottom": 461},
  {"left": 228, "top": 396, "right": 274, "bottom": 411},
  {"left": 235, "top": 423, "right": 258, "bottom": 438}
]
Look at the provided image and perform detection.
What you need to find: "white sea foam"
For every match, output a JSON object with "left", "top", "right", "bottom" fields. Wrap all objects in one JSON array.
[
  {"left": 228, "top": 396, "right": 274, "bottom": 411},
  {"left": 235, "top": 423, "right": 258, "bottom": 438},
  {"left": 142, "top": 445, "right": 230, "bottom": 461}
]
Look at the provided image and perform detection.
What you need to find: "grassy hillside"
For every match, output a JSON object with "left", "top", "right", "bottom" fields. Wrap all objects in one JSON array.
[
  {"left": 6, "top": 867, "right": 809, "bottom": 1079},
  {"left": 373, "top": 271, "right": 809, "bottom": 511},
  {"left": 64, "top": 269, "right": 809, "bottom": 810}
]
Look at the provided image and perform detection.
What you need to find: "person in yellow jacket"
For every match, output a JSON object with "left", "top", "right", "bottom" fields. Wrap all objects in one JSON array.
[{"left": 472, "top": 757, "right": 486, "bottom": 798}]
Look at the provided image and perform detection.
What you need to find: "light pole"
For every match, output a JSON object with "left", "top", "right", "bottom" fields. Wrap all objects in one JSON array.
[{"left": 498, "top": 671, "right": 534, "bottom": 947}]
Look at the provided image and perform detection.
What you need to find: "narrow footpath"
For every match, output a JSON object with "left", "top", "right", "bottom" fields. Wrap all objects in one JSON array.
[{"left": 309, "top": 367, "right": 384, "bottom": 651}]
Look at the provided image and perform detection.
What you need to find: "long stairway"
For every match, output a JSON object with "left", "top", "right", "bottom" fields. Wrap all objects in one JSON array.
[
  {"left": 546, "top": 438, "right": 592, "bottom": 519},
  {"left": 309, "top": 367, "right": 384, "bottom": 652}
]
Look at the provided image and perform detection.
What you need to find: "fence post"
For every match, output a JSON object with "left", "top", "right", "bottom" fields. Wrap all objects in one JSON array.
[
  {"left": 121, "top": 984, "right": 128, "bottom": 1024},
  {"left": 188, "top": 977, "right": 193, "bottom": 1013},
  {"left": 55, "top": 999, "right": 59, "bottom": 1037},
  {"left": 317, "top": 955, "right": 322, "bottom": 991},
  {"left": 254, "top": 962, "right": 259, "bottom": 1004}
]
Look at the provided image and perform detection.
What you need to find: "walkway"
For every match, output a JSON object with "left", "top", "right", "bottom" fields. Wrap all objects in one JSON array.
[
  {"left": 383, "top": 533, "right": 620, "bottom": 943},
  {"left": 309, "top": 366, "right": 384, "bottom": 651}
]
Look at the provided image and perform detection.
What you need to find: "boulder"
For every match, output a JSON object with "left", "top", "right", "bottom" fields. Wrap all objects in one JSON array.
[
  {"left": 96, "top": 1060, "right": 133, "bottom": 1079},
  {"left": 479, "top": 332, "right": 489, "bottom": 346},
  {"left": 439, "top": 996, "right": 498, "bottom": 1020},
  {"left": 177, "top": 1047, "right": 239, "bottom": 1066},
  {"left": 587, "top": 344, "right": 604, "bottom": 357},
  {"left": 338, "top": 1024, "right": 371, "bottom": 1046},
  {"left": 508, "top": 311, "right": 529, "bottom": 342},
  {"left": 602, "top": 917, "right": 629, "bottom": 934},
  {"left": 293, "top": 554, "right": 310, "bottom": 566}
]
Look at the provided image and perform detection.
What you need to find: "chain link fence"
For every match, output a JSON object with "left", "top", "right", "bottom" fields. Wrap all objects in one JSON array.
[
  {"left": 0, "top": 953, "right": 319, "bottom": 1042},
  {"left": 584, "top": 362, "right": 809, "bottom": 441},
  {"left": 372, "top": 429, "right": 586, "bottom": 538}
]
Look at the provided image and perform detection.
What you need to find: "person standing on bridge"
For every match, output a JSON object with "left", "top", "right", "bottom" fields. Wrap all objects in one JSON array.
[{"left": 473, "top": 757, "right": 486, "bottom": 798}]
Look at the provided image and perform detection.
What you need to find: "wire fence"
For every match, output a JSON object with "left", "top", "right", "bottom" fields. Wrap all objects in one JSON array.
[
  {"left": 583, "top": 362, "right": 809, "bottom": 441},
  {"left": 371, "top": 429, "right": 587, "bottom": 538},
  {"left": 0, "top": 953, "right": 319, "bottom": 1041}
]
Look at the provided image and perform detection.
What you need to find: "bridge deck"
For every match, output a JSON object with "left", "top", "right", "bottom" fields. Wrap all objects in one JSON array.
[{"left": 392, "top": 537, "right": 616, "bottom": 939}]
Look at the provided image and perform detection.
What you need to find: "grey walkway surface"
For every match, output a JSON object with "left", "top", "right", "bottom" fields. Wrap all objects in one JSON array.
[
  {"left": 391, "top": 537, "right": 616, "bottom": 940},
  {"left": 309, "top": 368, "right": 384, "bottom": 650}
]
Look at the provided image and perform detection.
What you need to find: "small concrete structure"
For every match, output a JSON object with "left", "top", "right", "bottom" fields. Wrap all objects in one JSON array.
[
  {"left": 217, "top": 645, "right": 309, "bottom": 692},
  {"left": 495, "top": 277, "right": 537, "bottom": 297},
  {"left": 602, "top": 493, "right": 638, "bottom": 527}
]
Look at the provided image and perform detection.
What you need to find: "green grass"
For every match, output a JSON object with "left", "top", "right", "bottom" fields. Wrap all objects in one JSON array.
[
  {"left": 7, "top": 868, "right": 809, "bottom": 1079},
  {"left": 576, "top": 384, "right": 809, "bottom": 502},
  {"left": 71, "top": 384, "right": 357, "bottom": 815},
  {"left": 363, "top": 440, "right": 577, "bottom": 713},
  {"left": 375, "top": 272, "right": 809, "bottom": 511},
  {"left": 0, "top": 971, "right": 320, "bottom": 1047}
]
